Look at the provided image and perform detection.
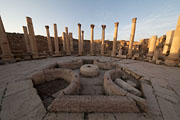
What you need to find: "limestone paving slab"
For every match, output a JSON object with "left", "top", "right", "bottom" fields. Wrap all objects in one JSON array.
[{"left": 1, "top": 88, "right": 46, "bottom": 120}]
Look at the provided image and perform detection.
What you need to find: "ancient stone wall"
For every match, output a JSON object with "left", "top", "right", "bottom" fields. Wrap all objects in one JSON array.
[{"left": 0, "top": 32, "right": 135, "bottom": 59}]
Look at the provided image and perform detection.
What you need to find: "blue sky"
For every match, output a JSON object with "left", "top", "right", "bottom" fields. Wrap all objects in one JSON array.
[{"left": 0, "top": 0, "right": 180, "bottom": 41}]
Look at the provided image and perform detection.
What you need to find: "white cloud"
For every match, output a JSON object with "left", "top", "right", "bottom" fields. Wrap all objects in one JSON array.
[{"left": 118, "top": 12, "right": 178, "bottom": 41}]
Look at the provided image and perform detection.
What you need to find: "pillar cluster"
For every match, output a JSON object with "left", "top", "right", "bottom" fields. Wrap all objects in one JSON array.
[{"left": 1, "top": 15, "right": 180, "bottom": 67}]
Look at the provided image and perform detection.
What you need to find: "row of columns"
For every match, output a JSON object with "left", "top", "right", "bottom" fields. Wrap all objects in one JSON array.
[
  {"left": 0, "top": 16, "right": 137, "bottom": 62},
  {"left": 1, "top": 15, "right": 179, "bottom": 66}
]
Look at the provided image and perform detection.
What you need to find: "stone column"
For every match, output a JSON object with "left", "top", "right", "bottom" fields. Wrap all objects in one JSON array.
[
  {"left": 26, "top": 17, "right": 39, "bottom": 59},
  {"left": 90, "top": 24, "right": 95, "bottom": 55},
  {"left": 156, "top": 38, "right": 160, "bottom": 47},
  {"left": 128, "top": 18, "right": 137, "bottom": 57},
  {"left": 23, "top": 26, "right": 31, "bottom": 53},
  {"left": 45, "top": 25, "right": 53, "bottom": 55},
  {"left": 81, "top": 30, "right": 84, "bottom": 54},
  {"left": 111, "top": 22, "right": 119, "bottom": 57},
  {"left": 69, "top": 32, "right": 73, "bottom": 53},
  {"left": 165, "top": 15, "right": 180, "bottom": 66},
  {"left": 101, "top": 25, "right": 106, "bottom": 56},
  {"left": 162, "top": 30, "right": 175, "bottom": 55},
  {"left": 0, "top": 16, "right": 15, "bottom": 62},
  {"left": 62, "top": 32, "right": 66, "bottom": 52},
  {"left": 78, "top": 23, "right": 82, "bottom": 55},
  {"left": 65, "top": 27, "right": 70, "bottom": 55},
  {"left": 148, "top": 35, "right": 157, "bottom": 56},
  {"left": 53, "top": 24, "right": 61, "bottom": 56}
]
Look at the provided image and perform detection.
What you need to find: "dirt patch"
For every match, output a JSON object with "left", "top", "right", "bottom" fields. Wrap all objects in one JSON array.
[{"left": 34, "top": 79, "right": 69, "bottom": 108}]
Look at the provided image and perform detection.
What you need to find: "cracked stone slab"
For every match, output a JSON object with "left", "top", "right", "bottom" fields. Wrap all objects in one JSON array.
[
  {"left": 88, "top": 113, "right": 115, "bottom": 120},
  {"left": 1, "top": 88, "right": 45, "bottom": 120},
  {"left": 141, "top": 83, "right": 163, "bottom": 120},
  {"left": 43, "top": 113, "right": 84, "bottom": 120},
  {"left": 114, "top": 113, "right": 152, "bottom": 120},
  {"left": 5, "top": 79, "right": 33, "bottom": 97},
  {"left": 157, "top": 97, "right": 179, "bottom": 120}
]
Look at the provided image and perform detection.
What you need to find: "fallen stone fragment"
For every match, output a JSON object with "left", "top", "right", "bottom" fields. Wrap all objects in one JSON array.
[{"left": 114, "top": 78, "right": 142, "bottom": 96}]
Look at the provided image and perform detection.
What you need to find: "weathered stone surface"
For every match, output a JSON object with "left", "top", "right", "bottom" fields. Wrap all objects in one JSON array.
[
  {"left": 157, "top": 97, "right": 179, "bottom": 120},
  {"left": 115, "top": 78, "right": 142, "bottom": 96},
  {"left": 57, "top": 59, "right": 83, "bottom": 69},
  {"left": 1, "top": 88, "right": 45, "bottom": 120},
  {"left": 127, "top": 93, "right": 148, "bottom": 112},
  {"left": 141, "top": 83, "right": 163, "bottom": 120},
  {"left": 16, "top": 103, "right": 46, "bottom": 120},
  {"left": 31, "top": 71, "right": 45, "bottom": 85},
  {"left": 93, "top": 60, "right": 115, "bottom": 70},
  {"left": 80, "top": 85, "right": 104, "bottom": 95},
  {"left": 88, "top": 113, "right": 115, "bottom": 120},
  {"left": 127, "top": 80, "right": 137, "bottom": 87},
  {"left": 48, "top": 95, "right": 139, "bottom": 112},
  {"left": 5, "top": 79, "right": 33, "bottom": 97},
  {"left": 80, "top": 64, "right": 99, "bottom": 77},
  {"left": 44, "top": 113, "right": 84, "bottom": 120},
  {"left": 114, "top": 113, "right": 152, "bottom": 120}
]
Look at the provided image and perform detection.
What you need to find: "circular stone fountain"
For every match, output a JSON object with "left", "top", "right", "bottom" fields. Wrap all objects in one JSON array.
[{"left": 80, "top": 64, "right": 99, "bottom": 77}]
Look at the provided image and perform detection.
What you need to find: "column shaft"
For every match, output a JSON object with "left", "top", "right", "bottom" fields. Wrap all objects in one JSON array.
[
  {"left": 23, "top": 26, "right": 31, "bottom": 53},
  {"left": 165, "top": 15, "right": 180, "bottom": 66},
  {"left": 162, "top": 30, "right": 175, "bottom": 55},
  {"left": 69, "top": 33, "right": 73, "bottom": 52},
  {"left": 148, "top": 35, "right": 157, "bottom": 56},
  {"left": 45, "top": 25, "right": 53, "bottom": 55},
  {"left": 78, "top": 23, "right": 82, "bottom": 55},
  {"left": 128, "top": 18, "right": 137, "bottom": 56},
  {"left": 81, "top": 31, "right": 84, "bottom": 54},
  {"left": 54, "top": 24, "right": 60, "bottom": 55},
  {"left": 101, "top": 25, "right": 106, "bottom": 56},
  {"left": 0, "top": 16, "right": 15, "bottom": 62},
  {"left": 65, "top": 27, "right": 70, "bottom": 55},
  {"left": 90, "top": 24, "right": 95, "bottom": 55},
  {"left": 111, "top": 22, "right": 119, "bottom": 56},
  {"left": 62, "top": 32, "right": 66, "bottom": 51},
  {"left": 26, "top": 17, "right": 39, "bottom": 58}
]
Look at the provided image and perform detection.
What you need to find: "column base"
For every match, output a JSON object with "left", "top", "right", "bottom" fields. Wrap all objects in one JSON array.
[
  {"left": 2, "top": 55, "right": 16, "bottom": 63},
  {"left": 165, "top": 56, "right": 179, "bottom": 67},
  {"left": 117, "top": 55, "right": 127, "bottom": 59},
  {"left": 53, "top": 53, "right": 63, "bottom": 57},
  {"left": 111, "top": 53, "right": 116, "bottom": 57}
]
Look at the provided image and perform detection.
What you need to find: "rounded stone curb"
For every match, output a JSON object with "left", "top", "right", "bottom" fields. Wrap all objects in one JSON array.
[
  {"left": 57, "top": 59, "right": 83, "bottom": 69},
  {"left": 80, "top": 64, "right": 99, "bottom": 77},
  {"left": 93, "top": 60, "right": 115, "bottom": 70},
  {"left": 31, "top": 68, "right": 80, "bottom": 97},
  {"left": 48, "top": 95, "right": 140, "bottom": 113},
  {"left": 104, "top": 69, "right": 147, "bottom": 112}
]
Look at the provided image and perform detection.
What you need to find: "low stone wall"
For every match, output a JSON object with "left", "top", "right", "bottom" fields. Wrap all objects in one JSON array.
[{"left": 48, "top": 95, "right": 140, "bottom": 113}]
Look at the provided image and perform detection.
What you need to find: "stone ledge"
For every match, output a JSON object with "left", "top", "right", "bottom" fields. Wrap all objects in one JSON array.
[{"left": 48, "top": 95, "right": 140, "bottom": 113}]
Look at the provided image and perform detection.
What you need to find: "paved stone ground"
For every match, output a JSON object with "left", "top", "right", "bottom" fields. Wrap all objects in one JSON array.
[{"left": 0, "top": 56, "right": 180, "bottom": 120}]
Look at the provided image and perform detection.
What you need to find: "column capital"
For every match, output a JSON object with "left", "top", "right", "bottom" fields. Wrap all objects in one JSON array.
[
  {"left": 22, "top": 26, "right": 27, "bottom": 29},
  {"left": 90, "top": 24, "right": 95, "bottom": 29},
  {"left": 114, "top": 22, "right": 119, "bottom": 27},
  {"left": 152, "top": 35, "right": 157, "bottom": 39},
  {"left": 53, "top": 23, "right": 57, "bottom": 27},
  {"left": 132, "top": 18, "right": 137, "bottom": 23},
  {"left": 82, "top": 30, "right": 84, "bottom": 33},
  {"left": 45, "top": 25, "right": 49, "bottom": 29},
  {"left": 101, "top": 25, "right": 106, "bottom": 29},
  {"left": 78, "top": 23, "right": 81, "bottom": 27}
]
